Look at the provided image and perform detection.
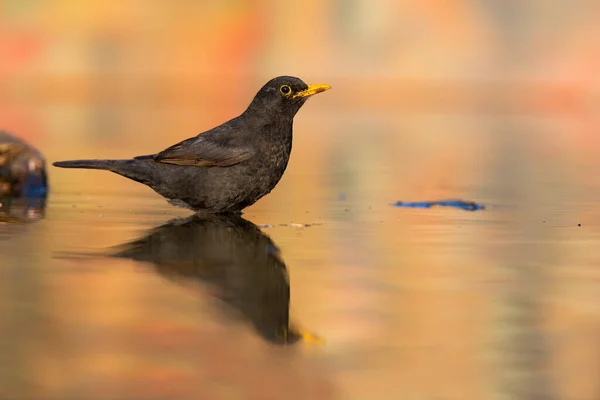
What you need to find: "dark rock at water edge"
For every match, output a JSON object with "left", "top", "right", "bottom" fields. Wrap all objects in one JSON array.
[
  {"left": 0, "top": 131, "right": 48, "bottom": 198},
  {"left": 0, "top": 196, "right": 46, "bottom": 223}
]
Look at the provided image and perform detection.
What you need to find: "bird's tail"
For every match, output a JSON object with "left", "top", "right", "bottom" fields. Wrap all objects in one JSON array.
[
  {"left": 53, "top": 159, "right": 120, "bottom": 170},
  {"left": 52, "top": 158, "right": 157, "bottom": 186}
]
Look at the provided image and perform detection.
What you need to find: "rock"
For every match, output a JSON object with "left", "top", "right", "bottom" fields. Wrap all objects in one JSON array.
[
  {"left": 0, "top": 131, "right": 48, "bottom": 198},
  {"left": 0, "top": 196, "right": 46, "bottom": 223}
]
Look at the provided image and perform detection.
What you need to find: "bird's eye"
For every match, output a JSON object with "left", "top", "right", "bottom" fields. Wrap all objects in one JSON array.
[{"left": 280, "top": 85, "right": 292, "bottom": 96}]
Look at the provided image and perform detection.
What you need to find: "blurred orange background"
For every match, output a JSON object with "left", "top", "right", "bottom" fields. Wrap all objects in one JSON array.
[
  {"left": 2, "top": 2, "right": 600, "bottom": 399},
  {"left": 3, "top": 0, "right": 600, "bottom": 144}
]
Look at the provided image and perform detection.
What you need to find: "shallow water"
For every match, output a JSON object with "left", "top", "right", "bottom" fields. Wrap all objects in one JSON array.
[{"left": 1, "top": 111, "right": 600, "bottom": 399}]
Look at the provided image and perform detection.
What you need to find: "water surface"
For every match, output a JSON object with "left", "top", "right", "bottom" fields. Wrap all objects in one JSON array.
[{"left": 1, "top": 113, "right": 599, "bottom": 399}]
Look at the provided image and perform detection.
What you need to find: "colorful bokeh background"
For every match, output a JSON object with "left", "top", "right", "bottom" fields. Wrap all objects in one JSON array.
[
  {"left": 3, "top": 1, "right": 600, "bottom": 146},
  {"left": 2, "top": 1, "right": 600, "bottom": 399}
]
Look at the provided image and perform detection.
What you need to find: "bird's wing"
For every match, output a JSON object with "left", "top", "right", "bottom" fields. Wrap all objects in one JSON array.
[{"left": 136, "top": 125, "right": 255, "bottom": 167}]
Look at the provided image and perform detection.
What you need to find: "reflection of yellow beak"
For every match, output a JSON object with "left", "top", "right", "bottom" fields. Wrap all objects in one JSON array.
[
  {"left": 301, "top": 330, "right": 324, "bottom": 344},
  {"left": 293, "top": 84, "right": 331, "bottom": 99}
]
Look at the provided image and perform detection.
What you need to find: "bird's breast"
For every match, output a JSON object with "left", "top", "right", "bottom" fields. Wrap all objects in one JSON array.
[{"left": 257, "top": 140, "right": 292, "bottom": 172}]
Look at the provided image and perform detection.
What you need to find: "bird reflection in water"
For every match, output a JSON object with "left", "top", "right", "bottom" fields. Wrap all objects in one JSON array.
[{"left": 111, "top": 214, "right": 320, "bottom": 345}]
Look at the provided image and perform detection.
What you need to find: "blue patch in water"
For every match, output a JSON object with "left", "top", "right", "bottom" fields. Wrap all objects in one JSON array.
[
  {"left": 266, "top": 243, "right": 279, "bottom": 255},
  {"left": 19, "top": 174, "right": 48, "bottom": 198},
  {"left": 21, "top": 184, "right": 48, "bottom": 198},
  {"left": 392, "top": 199, "right": 485, "bottom": 211}
]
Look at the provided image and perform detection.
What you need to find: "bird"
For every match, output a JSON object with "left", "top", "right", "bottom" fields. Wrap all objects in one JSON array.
[
  {"left": 110, "top": 213, "right": 321, "bottom": 345},
  {"left": 53, "top": 76, "right": 330, "bottom": 214}
]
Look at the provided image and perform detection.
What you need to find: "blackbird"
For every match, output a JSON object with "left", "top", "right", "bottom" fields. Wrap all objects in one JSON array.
[{"left": 53, "top": 76, "right": 330, "bottom": 214}]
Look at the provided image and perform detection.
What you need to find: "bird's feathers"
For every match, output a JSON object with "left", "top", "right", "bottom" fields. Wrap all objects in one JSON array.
[
  {"left": 52, "top": 76, "right": 329, "bottom": 213},
  {"left": 135, "top": 124, "right": 255, "bottom": 167}
]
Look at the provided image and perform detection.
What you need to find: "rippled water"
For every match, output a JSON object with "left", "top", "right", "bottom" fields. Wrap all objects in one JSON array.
[{"left": 1, "top": 112, "right": 600, "bottom": 399}]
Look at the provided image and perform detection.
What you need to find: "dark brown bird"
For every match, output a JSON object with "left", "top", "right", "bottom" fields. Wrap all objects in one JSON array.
[{"left": 53, "top": 76, "right": 330, "bottom": 214}]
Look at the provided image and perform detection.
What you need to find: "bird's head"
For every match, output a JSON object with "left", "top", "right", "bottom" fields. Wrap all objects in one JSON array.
[{"left": 246, "top": 76, "right": 331, "bottom": 119}]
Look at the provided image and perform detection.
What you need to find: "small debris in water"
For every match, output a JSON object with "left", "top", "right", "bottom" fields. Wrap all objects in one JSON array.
[
  {"left": 98, "top": 214, "right": 105, "bottom": 218},
  {"left": 578, "top": 223, "right": 581, "bottom": 227},
  {"left": 258, "top": 223, "right": 321, "bottom": 229},
  {"left": 392, "top": 199, "right": 484, "bottom": 211},
  {"left": 279, "top": 223, "right": 321, "bottom": 228}
]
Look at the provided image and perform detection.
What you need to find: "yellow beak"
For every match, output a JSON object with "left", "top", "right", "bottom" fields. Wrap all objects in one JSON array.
[{"left": 293, "top": 84, "right": 331, "bottom": 99}]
